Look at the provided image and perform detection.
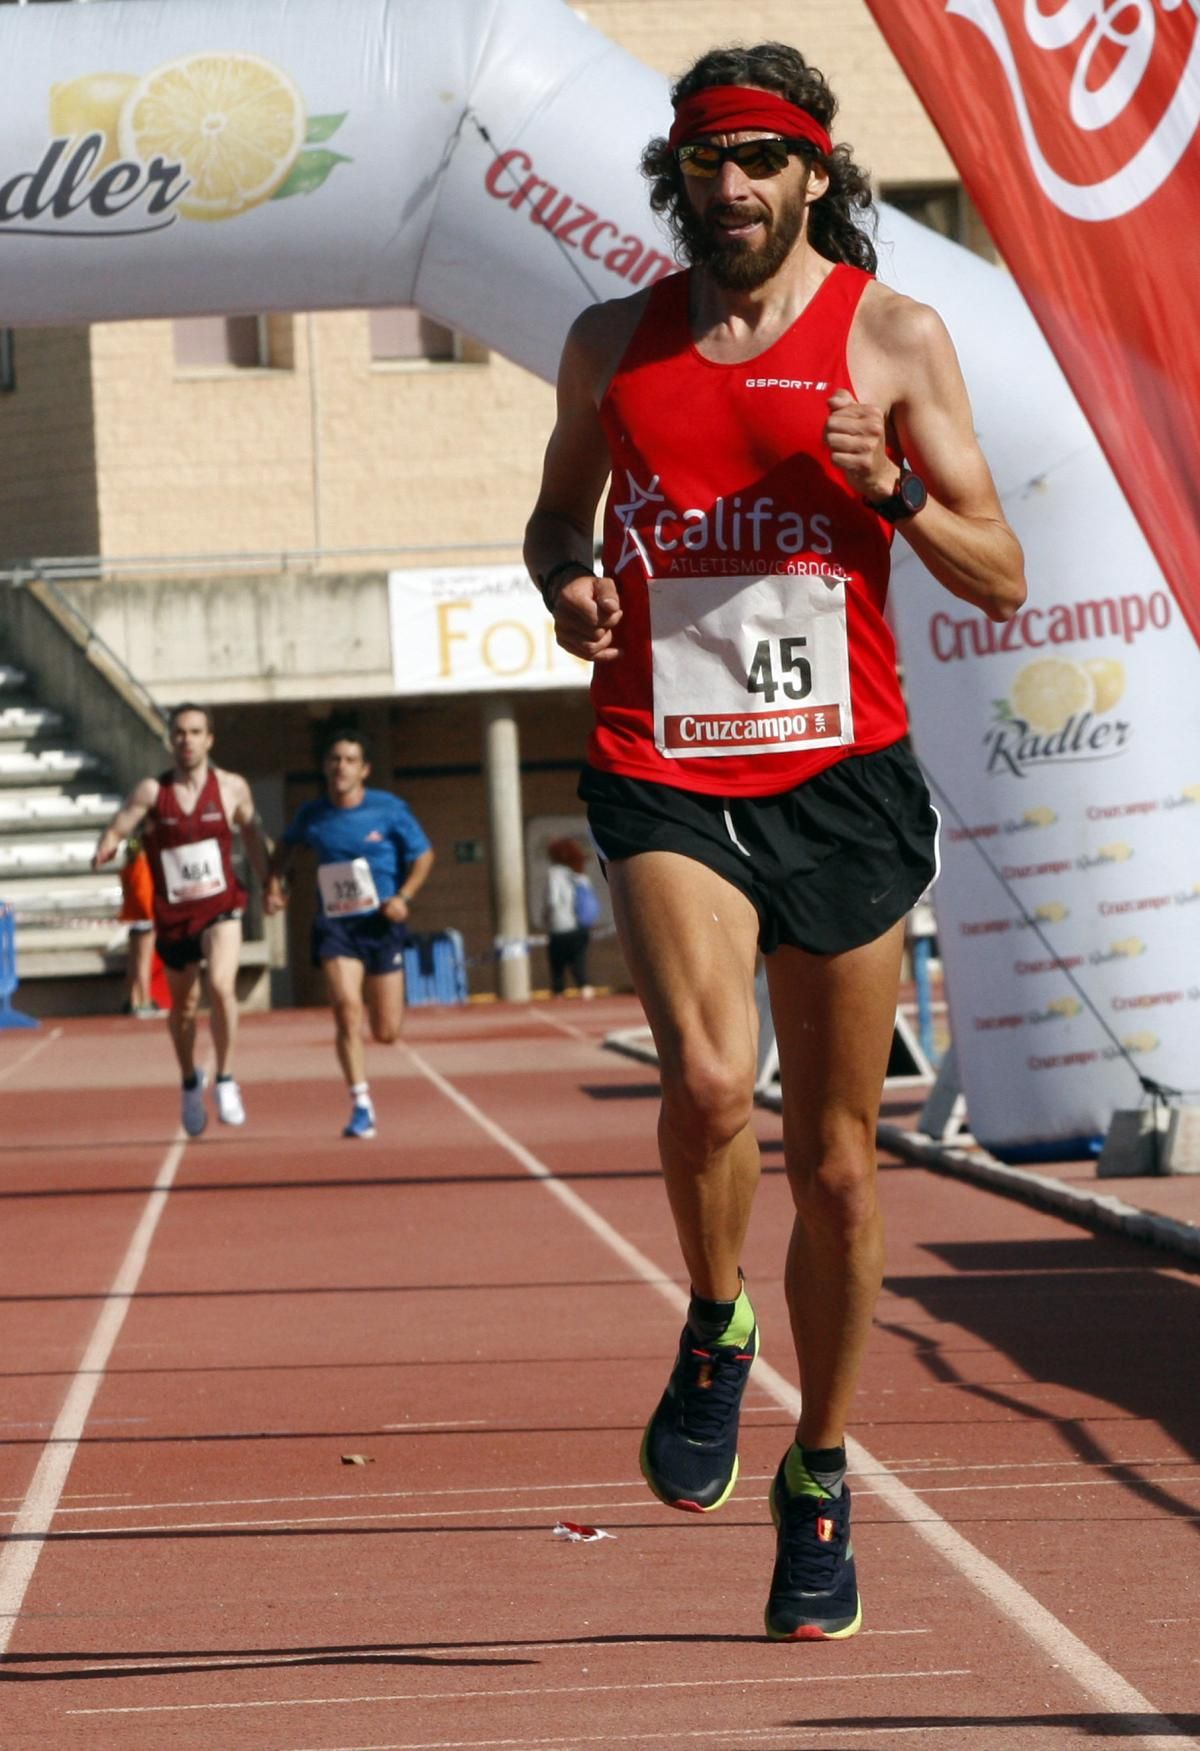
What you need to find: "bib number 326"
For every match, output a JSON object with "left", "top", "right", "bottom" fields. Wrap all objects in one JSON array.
[{"left": 650, "top": 571, "right": 853, "bottom": 759}]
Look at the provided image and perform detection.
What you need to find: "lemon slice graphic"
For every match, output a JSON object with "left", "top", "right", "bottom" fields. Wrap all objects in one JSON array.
[
  {"left": 118, "top": 52, "right": 305, "bottom": 221},
  {"left": 1009, "top": 659, "right": 1094, "bottom": 733},
  {"left": 49, "top": 73, "right": 138, "bottom": 172},
  {"left": 1082, "top": 658, "right": 1126, "bottom": 713}
]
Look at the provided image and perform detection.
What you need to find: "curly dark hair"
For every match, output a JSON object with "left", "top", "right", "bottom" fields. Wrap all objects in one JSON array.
[{"left": 642, "top": 42, "right": 877, "bottom": 274}]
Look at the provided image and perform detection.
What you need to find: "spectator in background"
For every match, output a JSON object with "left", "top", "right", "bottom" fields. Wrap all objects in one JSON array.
[
  {"left": 541, "top": 837, "right": 597, "bottom": 1000},
  {"left": 118, "top": 833, "right": 161, "bottom": 1018}
]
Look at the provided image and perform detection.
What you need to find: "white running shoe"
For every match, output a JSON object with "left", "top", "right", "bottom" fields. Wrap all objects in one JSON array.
[
  {"left": 214, "top": 1077, "right": 247, "bottom": 1127},
  {"left": 181, "top": 1070, "right": 208, "bottom": 1137}
]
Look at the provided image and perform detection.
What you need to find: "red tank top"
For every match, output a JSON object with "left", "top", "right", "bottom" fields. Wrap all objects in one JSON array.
[
  {"left": 590, "top": 262, "right": 909, "bottom": 796},
  {"left": 146, "top": 767, "right": 246, "bottom": 938}
]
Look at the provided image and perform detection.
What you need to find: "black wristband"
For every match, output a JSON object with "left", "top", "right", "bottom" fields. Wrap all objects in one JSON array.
[{"left": 537, "top": 558, "right": 593, "bottom": 612}]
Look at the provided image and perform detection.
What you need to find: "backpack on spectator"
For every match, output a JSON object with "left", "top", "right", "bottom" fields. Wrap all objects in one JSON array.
[{"left": 572, "top": 873, "right": 601, "bottom": 929}]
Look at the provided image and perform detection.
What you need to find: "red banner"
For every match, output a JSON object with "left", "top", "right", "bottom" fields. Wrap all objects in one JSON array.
[{"left": 865, "top": 1, "right": 1200, "bottom": 649}]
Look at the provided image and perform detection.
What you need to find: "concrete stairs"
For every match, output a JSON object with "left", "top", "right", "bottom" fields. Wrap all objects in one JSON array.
[{"left": 0, "top": 662, "right": 130, "bottom": 983}]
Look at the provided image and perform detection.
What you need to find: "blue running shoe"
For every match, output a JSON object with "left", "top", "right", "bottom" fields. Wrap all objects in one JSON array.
[
  {"left": 640, "top": 1318, "right": 758, "bottom": 1513},
  {"left": 765, "top": 1456, "right": 862, "bottom": 1640},
  {"left": 342, "top": 1102, "right": 376, "bottom": 1140}
]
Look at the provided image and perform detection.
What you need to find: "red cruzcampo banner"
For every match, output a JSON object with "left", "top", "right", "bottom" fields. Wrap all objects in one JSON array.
[{"left": 864, "top": 1, "right": 1200, "bottom": 650}]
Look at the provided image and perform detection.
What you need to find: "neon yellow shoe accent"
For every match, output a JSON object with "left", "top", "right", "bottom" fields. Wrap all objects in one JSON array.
[
  {"left": 715, "top": 1282, "right": 756, "bottom": 1350},
  {"left": 783, "top": 1441, "right": 831, "bottom": 1500}
]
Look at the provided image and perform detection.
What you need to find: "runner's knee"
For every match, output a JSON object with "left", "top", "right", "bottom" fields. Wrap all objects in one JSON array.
[
  {"left": 332, "top": 997, "right": 364, "bottom": 1034},
  {"left": 660, "top": 1052, "right": 755, "bottom": 1151},
  {"left": 791, "top": 1143, "right": 879, "bottom": 1239},
  {"left": 370, "top": 1018, "right": 402, "bottom": 1045}
]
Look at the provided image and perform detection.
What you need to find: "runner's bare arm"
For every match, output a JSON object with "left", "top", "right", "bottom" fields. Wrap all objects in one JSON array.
[
  {"left": 524, "top": 302, "right": 637, "bottom": 664},
  {"left": 226, "top": 775, "right": 272, "bottom": 887},
  {"left": 833, "top": 292, "right": 1026, "bottom": 622},
  {"left": 382, "top": 846, "right": 435, "bottom": 924},
  {"left": 264, "top": 836, "right": 302, "bottom": 913},
  {"left": 91, "top": 777, "right": 159, "bottom": 869}
]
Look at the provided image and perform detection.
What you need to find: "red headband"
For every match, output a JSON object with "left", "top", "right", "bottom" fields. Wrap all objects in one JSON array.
[{"left": 668, "top": 85, "right": 832, "bottom": 157}]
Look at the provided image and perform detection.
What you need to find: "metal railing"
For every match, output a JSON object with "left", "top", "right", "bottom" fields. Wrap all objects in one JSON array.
[
  {"left": 0, "top": 567, "right": 168, "bottom": 734},
  {"left": 1, "top": 539, "right": 529, "bottom": 585}
]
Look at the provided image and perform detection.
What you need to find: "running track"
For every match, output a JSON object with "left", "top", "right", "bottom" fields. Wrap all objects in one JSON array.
[{"left": 1, "top": 997, "right": 1197, "bottom": 1750}]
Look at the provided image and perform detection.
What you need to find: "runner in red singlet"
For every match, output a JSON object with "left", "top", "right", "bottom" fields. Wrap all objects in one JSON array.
[
  {"left": 525, "top": 43, "right": 1026, "bottom": 1641},
  {"left": 92, "top": 704, "right": 270, "bottom": 1138}
]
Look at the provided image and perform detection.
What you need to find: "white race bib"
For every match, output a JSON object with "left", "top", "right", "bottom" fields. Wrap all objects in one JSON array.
[
  {"left": 650, "top": 570, "right": 854, "bottom": 759},
  {"left": 160, "top": 838, "right": 227, "bottom": 906},
  {"left": 318, "top": 857, "right": 380, "bottom": 918}
]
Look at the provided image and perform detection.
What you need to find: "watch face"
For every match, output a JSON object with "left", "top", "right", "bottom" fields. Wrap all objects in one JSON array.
[{"left": 900, "top": 472, "right": 927, "bottom": 513}]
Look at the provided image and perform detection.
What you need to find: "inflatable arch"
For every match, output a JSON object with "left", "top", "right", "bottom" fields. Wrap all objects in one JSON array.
[{"left": 2, "top": 0, "right": 1196, "bottom": 1153}]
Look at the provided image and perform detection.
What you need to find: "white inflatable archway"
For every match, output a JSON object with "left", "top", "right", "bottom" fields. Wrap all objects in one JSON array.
[{"left": 2, "top": 0, "right": 1196, "bottom": 1154}]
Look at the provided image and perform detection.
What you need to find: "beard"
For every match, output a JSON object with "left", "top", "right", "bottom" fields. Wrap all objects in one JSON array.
[{"left": 679, "top": 187, "right": 806, "bottom": 290}]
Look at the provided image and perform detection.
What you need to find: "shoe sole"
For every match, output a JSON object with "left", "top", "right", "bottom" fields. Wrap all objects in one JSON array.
[
  {"left": 342, "top": 1128, "right": 377, "bottom": 1140},
  {"left": 639, "top": 1427, "right": 739, "bottom": 1513},
  {"left": 764, "top": 1596, "right": 863, "bottom": 1641},
  {"left": 765, "top": 1478, "right": 862, "bottom": 1640}
]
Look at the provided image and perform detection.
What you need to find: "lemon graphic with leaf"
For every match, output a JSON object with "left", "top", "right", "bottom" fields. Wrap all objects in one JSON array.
[
  {"left": 50, "top": 52, "right": 350, "bottom": 220},
  {"left": 49, "top": 73, "right": 137, "bottom": 172},
  {"left": 1003, "top": 660, "right": 1093, "bottom": 732},
  {"left": 1082, "top": 658, "right": 1126, "bottom": 713},
  {"left": 998, "top": 655, "right": 1128, "bottom": 733}
]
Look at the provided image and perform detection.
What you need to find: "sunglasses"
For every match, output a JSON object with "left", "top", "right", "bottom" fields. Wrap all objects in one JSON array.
[{"left": 675, "top": 137, "right": 812, "bottom": 179}]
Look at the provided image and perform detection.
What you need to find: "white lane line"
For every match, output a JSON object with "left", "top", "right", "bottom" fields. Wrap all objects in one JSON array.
[
  {"left": 380, "top": 1420, "right": 490, "bottom": 1430},
  {"left": 66, "top": 1667, "right": 970, "bottom": 1716},
  {"left": 43, "top": 1628, "right": 931, "bottom": 1678},
  {"left": 19, "top": 1474, "right": 1200, "bottom": 1541},
  {"left": 533, "top": 1009, "right": 590, "bottom": 1042},
  {"left": 0, "top": 1024, "right": 62, "bottom": 1086},
  {"left": 405, "top": 1045, "right": 1199, "bottom": 1751},
  {"left": 19, "top": 1454, "right": 1194, "bottom": 1521},
  {"left": 0, "top": 1129, "right": 188, "bottom": 1656},
  {"left": 283, "top": 1729, "right": 978, "bottom": 1751}
]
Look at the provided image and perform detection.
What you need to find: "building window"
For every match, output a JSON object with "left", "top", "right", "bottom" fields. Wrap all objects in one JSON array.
[
  {"left": 0, "top": 329, "right": 14, "bottom": 394},
  {"left": 173, "top": 314, "right": 294, "bottom": 371},
  {"left": 881, "top": 181, "right": 998, "bottom": 263},
  {"left": 368, "top": 307, "right": 487, "bottom": 366}
]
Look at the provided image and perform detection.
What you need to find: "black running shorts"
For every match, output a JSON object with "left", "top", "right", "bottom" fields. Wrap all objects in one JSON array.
[
  {"left": 155, "top": 908, "right": 244, "bottom": 972},
  {"left": 579, "top": 741, "right": 938, "bottom": 957}
]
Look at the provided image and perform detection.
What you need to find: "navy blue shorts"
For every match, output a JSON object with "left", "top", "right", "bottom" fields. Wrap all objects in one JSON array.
[{"left": 311, "top": 909, "right": 408, "bottom": 976}]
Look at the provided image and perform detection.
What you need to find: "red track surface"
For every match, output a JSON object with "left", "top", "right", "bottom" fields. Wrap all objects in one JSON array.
[{"left": 1, "top": 997, "right": 1198, "bottom": 1751}]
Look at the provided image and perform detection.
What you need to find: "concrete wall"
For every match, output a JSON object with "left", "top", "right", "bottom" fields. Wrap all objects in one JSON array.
[{"left": 63, "top": 570, "right": 396, "bottom": 704}]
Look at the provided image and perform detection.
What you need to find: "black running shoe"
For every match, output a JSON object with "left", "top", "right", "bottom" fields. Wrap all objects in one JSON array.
[
  {"left": 765, "top": 1455, "right": 862, "bottom": 1640},
  {"left": 639, "top": 1320, "right": 758, "bottom": 1513}
]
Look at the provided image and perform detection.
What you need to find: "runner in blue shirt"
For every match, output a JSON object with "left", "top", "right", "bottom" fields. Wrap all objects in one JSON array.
[{"left": 265, "top": 730, "right": 434, "bottom": 1139}]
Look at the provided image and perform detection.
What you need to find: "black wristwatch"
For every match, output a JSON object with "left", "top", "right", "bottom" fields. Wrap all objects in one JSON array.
[
  {"left": 867, "top": 468, "right": 927, "bottom": 524},
  {"left": 537, "top": 558, "right": 594, "bottom": 612}
]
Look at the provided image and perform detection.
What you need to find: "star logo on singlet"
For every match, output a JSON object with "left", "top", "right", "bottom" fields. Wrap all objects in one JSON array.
[{"left": 612, "top": 469, "right": 666, "bottom": 576}]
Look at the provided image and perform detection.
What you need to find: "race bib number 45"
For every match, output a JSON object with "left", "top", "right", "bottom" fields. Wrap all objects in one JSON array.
[
  {"left": 650, "top": 571, "right": 854, "bottom": 758},
  {"left": 160, "top": 837, "right": 227, "bottom": 906},
  {"left": 318, "top": 857, "right": 380, "bottom": 918}
]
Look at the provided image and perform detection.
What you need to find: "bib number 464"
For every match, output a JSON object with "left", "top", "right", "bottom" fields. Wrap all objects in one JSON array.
[{"left": 746, "top": 636, "right": 812, "bottom": 704}]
